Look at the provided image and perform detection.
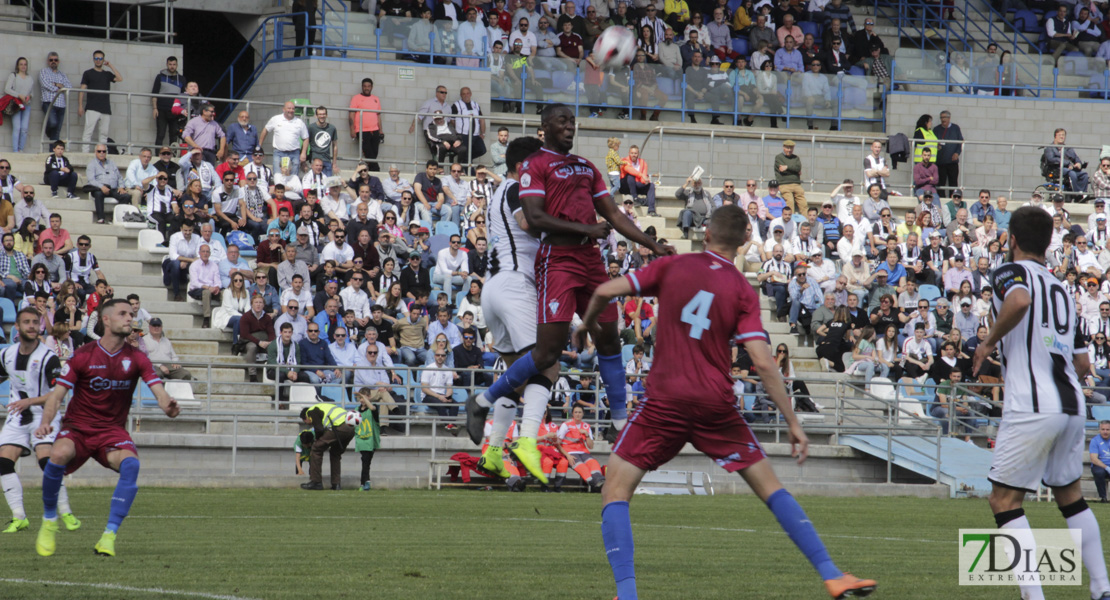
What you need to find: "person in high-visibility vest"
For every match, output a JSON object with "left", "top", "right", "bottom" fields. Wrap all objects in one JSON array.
[
  {"left": 558, "top": 406, "right": 605, "bottom": 492},
  {"left": 299, "top": 401, "right": 355, "bottom": 490},
  {"left": 913, "top": 114, "right": 937, "bottom": 164},
  {"left": 538, "top": 411, "right": 569, "bottom": 492},
  {"left": 293, "top": 428, "right": 316, "bottom": 476}
]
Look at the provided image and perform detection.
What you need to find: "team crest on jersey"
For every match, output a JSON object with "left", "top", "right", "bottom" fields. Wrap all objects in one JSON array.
[
  {"left": 710, "top": 263, "right": 722, "bottom": 270},
  {"left": 520, "top": 174, "right": 531, "bottom": 187},
  {"left": 548, "top": 300, "right": 560, "bottom": 315},
  {"left": 60, "top": 363, "right": 69, "bottom": 377},
  {"left": 122, "top": 359, "right": 132, "bottom": 372}
]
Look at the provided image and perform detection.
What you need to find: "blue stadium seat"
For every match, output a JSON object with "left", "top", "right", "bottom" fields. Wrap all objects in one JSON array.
[
  {"left": 799, "top": 21, "right": 821, "bottom": 41},
  {"left": 1013, "top": 9, "right": 1039, "bottom": 33},
  {"left": 435, "top": 221, "right": 460, "bottom": 237},
  {"left": 419, "top": 219, "right": 433, "bottom": 231},
  {"left": 621, "top": 344, "right": 635, "bottom": 364},
  {"left": 1093, "top": 405, "right": 1110, "bottom": 421},
  {"left": 455, "top": 289, "right": 468, "bottom": 308},
  {"left": 0, "top": 380, "right": 9, "bottom": 406},
  {"left": 0, "top": 298, "right": 16, "bottom": 324},
  {"left": 732, "top": 37, "right": 749, "bottom": 57},
  {"left": 848, "top": 65, "right": 865, "bottom": 76},
  {"left": 919, "top": 284, "right": 942, "bottom": 303},
  {"left": 428, "top": 233, "right": 451, "bottom": 256}
]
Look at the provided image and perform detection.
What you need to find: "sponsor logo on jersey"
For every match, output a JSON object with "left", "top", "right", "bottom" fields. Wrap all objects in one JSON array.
[
  {"left": 552, "top": 165, "right": 593, "bottom": 179},
  {"left": 89, "top": 377, "right": 133, "bottom": 392},
  {"left": 1044, "top": 335, "right": 1071, "bottom": 354},
  {"left": 519, "top": 173, "right": 531, "bottom": 187}
]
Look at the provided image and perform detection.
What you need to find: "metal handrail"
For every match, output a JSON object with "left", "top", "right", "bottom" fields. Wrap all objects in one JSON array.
[{"left": 0, "top": 0, "right": 177, "bottom": 44}]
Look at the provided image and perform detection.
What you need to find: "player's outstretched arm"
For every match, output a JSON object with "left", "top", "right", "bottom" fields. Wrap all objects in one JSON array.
[
  {"left": 972, "top": 287, "right": 1030, "bottom": 377},
  {"left": 34, "top": 384, "right": 69, "bottom": 438},
  {"left": 743, "top": 337, "right": 809, "bottom": 464},
  {"left": 594, "top": 194, "right": 674, "bottom": 256},
  {"left": 520, "top": 196, "right": 610, "bottom": 240},
  {"left": 151, "top": 382, "right": 180, "bottom": 418},
  {"left": 575, "top": 277, "right": 634, "bottom": 349}
]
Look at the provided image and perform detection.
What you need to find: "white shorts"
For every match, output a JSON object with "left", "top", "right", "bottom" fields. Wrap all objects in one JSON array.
[
  {"left": 483, "top": 270, "right": 538, "bottom": 355},
  {"left": 0, "top": 409, "right": 61, "bottom": 457},
  {"left": 988, "top": 411, "right": 1086, "bottom": 493}
]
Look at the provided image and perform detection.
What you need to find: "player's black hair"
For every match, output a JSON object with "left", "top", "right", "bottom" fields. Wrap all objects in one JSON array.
[
  {"left": 1009, "top": 205, "right": 1053, "bottom": 257},
  {"left": 540, "top": 103, "right": 570, "bottom": 123},
  {"left": 505, "top": 136, "right": 544, "bottom": 176},
  {"left": 100, "top": 298, "right": 130, "bottom": 314},
  {"left": 705, "top": 204, "right": 750, "bottom": 248}
]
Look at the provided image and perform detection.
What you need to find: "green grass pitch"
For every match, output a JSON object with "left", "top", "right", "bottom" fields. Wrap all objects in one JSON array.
[{"left": 1, "top": 487, "right": 1105, "bottom": 599}]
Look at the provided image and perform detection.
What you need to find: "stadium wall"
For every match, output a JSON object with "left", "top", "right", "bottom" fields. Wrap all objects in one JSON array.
[
  {"left": 887, "top": 92, "right": 1110, "bottom": 197},
  {"left": 0, "top": 33, "right": 183, "bottom": 151}
]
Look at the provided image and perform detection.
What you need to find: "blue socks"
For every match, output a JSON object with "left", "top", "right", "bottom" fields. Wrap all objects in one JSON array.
[
  {"left": 598, "top": 354, "right": 628, "bottom": 421},
  {"left": 766, "top": 489, "right": 841, "bottom": 581},
  {"left": 106, "top": 457, "right": 140, "bottom": 534},
  {"left": 601, "top": 501, "right": 637, "bottom": 599},
  {"left": 484, "top": 352, "right": 538, "bottom": 402},
  {"left": 41, "top": 461, "right": 65, "bottom": 520}
]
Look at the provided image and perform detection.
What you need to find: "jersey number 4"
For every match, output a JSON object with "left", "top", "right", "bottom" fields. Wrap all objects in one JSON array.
[{"left": 681, "top": 291, "right": 715, "bottom": 340}]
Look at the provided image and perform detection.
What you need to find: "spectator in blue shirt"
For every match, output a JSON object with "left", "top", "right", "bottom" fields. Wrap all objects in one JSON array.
[
  {"left": 427, "top": 306, "right": 462, "bottom": 347},
  {"left": 762, "top": 181, "right": 787, "bottom": 218},
  {"left": 993, "top": 196, "right": 1011, "bottom": 232},
  {"left": 1091, "top": 421, "right": 1110, "bottom": 502},
  {"left": 312, "top": 297, "right": 343, "bottom": 342},
  {"left": 218, "top": 244, "right": 253, "bottom": 288},
  {"left": 874, "top": 251, "right": 907, "bottom": 290},
  {"left": 225, "top": 111, "right": 260, "bottom": 160},
  {"left": 968, "top": 189, "right": 995, "bottom": 228},
  {"left": 248, "top": 270, "right": 280, "bottom": 318},
  {"left": 774, "top": 35, "right": 804, "bottom": 73},
  {"left": 298, "top": 320, "right": 339, "bottom": 391}
]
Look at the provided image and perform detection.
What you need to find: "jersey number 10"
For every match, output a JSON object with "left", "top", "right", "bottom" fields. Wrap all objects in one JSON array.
[{"left": 681, "top": 291, "right": 715, "bottom": 340}]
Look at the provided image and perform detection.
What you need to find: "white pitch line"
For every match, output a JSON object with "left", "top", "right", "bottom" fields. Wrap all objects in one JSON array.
[
  {"left": 0, "top": 578, "right": 262, "bottom": 600},
  {"left": 122, "top": 514, "right": 954, "bottom": 545}
]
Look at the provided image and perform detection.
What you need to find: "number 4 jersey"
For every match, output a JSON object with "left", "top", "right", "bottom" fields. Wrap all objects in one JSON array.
[{"left": 626, "top": 251, "right": 768, "bottom": 406}]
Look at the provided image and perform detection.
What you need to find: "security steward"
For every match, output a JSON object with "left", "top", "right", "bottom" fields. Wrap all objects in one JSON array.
[{"left": 299, "top": 401, "right": 355, "bottom": 490}]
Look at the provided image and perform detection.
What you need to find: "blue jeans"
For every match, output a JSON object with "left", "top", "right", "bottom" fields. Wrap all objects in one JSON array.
[
  {"left": 10, "top": 107, "right": 29, "bottom": 152},
  {"left": 41, "top": 102, "right": 65, "bottom": 142},
  {"left": 1068, "top": 169, "right": 1090, "bottom": 193},
  {"left": 272, "top": 149, "right": 300, "bottom": 175},
  {"left": 228, "top": 315, "right": 242, "bottom": 344},
  {"left": 319, "top": 160, "right": 333, "bottom": 176},
  {"left": 161, "top": 259, "right": 190, "bottom": 297},
  {"left": 429, "top": 204, "right": 458, "bottom": 223},
  {"left": 400, "top": 346, "right": 428, "bottom": 367},
  {"left": 1093, "top": 464, "right": 1109, "bottom": 500},
  {"left": 433, "top": 272, "right": 465, "bottom": 300},
  {"left": 301, "top": 369, "right": 324, "bottom": 394},
  {"left": 0, "top": 277, "right": 20, "bottom": 303},
  {"left": 47, "top": 170, "right": 78, "bottom": 196},
  {"left": 929, "top": 404, "right": 951, "bottom": 435}
]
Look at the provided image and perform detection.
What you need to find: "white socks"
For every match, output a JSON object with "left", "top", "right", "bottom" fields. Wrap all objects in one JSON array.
[
  {"left": 1, "top": 472, "right": 24, "bottom": 521},
  {"left": 475, "top": 392, "right": 493, "bottom": 409},
  {"left": 1066, "top": 508, "right": 1110, "bottom": 598},
  {"left": 519, "top": 383, "right": 549, "bottom": 439},
  {"left": 57, "top": 481, "right": 71, "bottom": 515},
  {"left": 1000, "top": 514, "right": 1044, "bottom": 600},
  {"left": 488, "top": 398, "right": 517, "bottom": 446}
]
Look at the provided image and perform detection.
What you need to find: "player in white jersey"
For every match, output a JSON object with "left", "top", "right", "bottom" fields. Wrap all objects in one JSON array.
[
  {"left": 0, "top": 308, "right": 80, "bottom": 534},
  {"left": 464, "top": 136, "right": 563, "bottom": 487},
  {"left": 973, "top": 206, "right": 1110, "bottom": 600}
]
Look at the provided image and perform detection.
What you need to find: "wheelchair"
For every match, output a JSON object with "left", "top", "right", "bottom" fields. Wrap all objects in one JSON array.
[{"left": 1034, "top": 152, "right": 1089, "bottom": 202}]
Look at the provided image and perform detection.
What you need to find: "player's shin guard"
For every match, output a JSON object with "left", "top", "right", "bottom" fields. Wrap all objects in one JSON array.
[
  {"left": 597, "top": 354, "right": 628, "bottom": 423},
  {"left": 519, "top": 376, "right": 552, "bottom": 439},
  {"left": 484, "top": 353, "right": 539, "bottom": 404},
  {"left": 1, "top": 458, "right": 24, "bottom": 520},
  {"left": 106, "top": 457, "right": 139, "bottom": 534},
  {"left": 766, "top": 489, "right": 842, "bottom": 582},
  {"left": 995, "top": 508, "right": 1045, "bottom": 600},
  {"left": 1060, "top": 499, "right": 1110, "bottom": 597},
  {"left": 41, "top": 461, "right": 65, "bottom": 521},
  {"left": 39, "top": 457, "right": 70, "bottom": 515},
  {"left": 601, "top": 501, "right": 638, "bottom": 600}
]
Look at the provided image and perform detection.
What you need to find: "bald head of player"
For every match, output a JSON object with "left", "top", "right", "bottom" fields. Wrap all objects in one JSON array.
[
  {"left": 1008, "top": 205, "right": 1052, "bottom": 262},
  {"left": 703, "top": 205, "right": 751, "bottom": 255},
  {"left": 99, "top": 298, "right": 135, "bottom": 339},
  {"left": 505, "top": 136, "right": 544, "bottom": 176},
  {"left": 539, "top": 103, "right": 575, "bottom": 154}
]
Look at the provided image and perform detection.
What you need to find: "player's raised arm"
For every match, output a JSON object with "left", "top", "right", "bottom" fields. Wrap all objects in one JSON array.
[
  {"left": 743, "top": 337, "right": 809, "bottom": 463},
  {"left": 33, "top": 384, "right": 70, "bottom": 438},
  {"left": 149, "top": 382, "right": 180, "bottom": 419}
]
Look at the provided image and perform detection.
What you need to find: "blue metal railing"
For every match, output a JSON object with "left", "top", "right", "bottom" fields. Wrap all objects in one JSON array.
[{"left": 891, "top": 49, "right": 1110, "bottom": 100}]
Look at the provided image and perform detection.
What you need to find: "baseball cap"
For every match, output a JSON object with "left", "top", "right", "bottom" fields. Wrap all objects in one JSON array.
[
  {"left": 326, "top": 176, "right": 344, "bottom": 188},
  {"left": 409, "top": 219, "right": 421, "bottom": 226},
  {"left": 929, "top": 230, "right": 942, "bottom": 238},
  {"left": 851, "top": 249, "right": 865, "bottom": 258},
  {"left": 417, "top": 226, "right": 430, "bottom": 234},
  {"left": 1097, "top": 198, "right": 1106, "bottom": 205},
  {"left": 952, "top": 189, "right": 963, "bottom": 198},
  {"left": 709, "top": 56, "right": 721, "bottom": 64},
  {"left": 811, "top": 248, "right": 823, "bottom": 256},
  {"left": 409, "top": 252, "right": 421, "bottom": 259},
  {"left": 1052, "top": 193, "right": 1065, "bottom": 203},
  {"left": 960, "top": 298, "right": 972, "bottom": 306},
  {"left": 1099, "top": 216, "right": 1107, "bottom": 222},
  {"left": 149, "top": 318, "right": 163, "bottom": 327},
  {"left": 253, "top": 146, "right": 264, "bottom": 155},
  {"left": 768, "top": 180, "right": 779, "bottom": 188},
  {"left": 952, "top": 254, "right": 965, "bottom": 262},
  {"left": 773, "top": 224, "right": 784, "bottom": 232},
  {"left": 1032, "top": 190, "right": 1043, "bottom": 199},
  {"left": 922, "top": 190, "right": 934, "bottom": 198},
  {"left": 822, "top": 199, "right": 834, "bottom": 207},
  {"left": 296, "top": 225, "right": 310, "bottom": 236}
]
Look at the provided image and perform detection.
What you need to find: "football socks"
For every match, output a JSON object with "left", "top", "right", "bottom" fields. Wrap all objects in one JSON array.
[
  {"left": 489, "top": 397, "right": 518, "bottom": 447},
  {"left": 106, "top": 457, "right": 139, "bottom": 535},
  {"left": 765, "top": 489, "right": 842, "bottom": 582},
  {"left": 519, "top": 378, "right": 553, "bottom": 439},
  {"left": 41, "top": 461, "right": 65, "bottom": 521},
  {"left": 484, "top": 352, "right": 539, "bottom": 403},
  {"left": 1, "top": 457, "right": 24, "bottom": 521},
  {"left": 40, "top": 457, "right": 72, "bottom": 516},
  {"left": 601, "top": 501, "right": 638, "bottom": 600},
  {"left": 996, "top": 508, "right": 1044, "bottom": 600},
  {"left": 1061, "top": 499, "right": 1110, "bottom": 598},
  {"left": 597, "top": 354, "right": 628, "bottom": 421}
]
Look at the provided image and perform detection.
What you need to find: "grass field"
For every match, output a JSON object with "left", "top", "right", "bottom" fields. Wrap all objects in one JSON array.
[{"left": 1, "top": 487, "right": 1105, "bottom": 599}]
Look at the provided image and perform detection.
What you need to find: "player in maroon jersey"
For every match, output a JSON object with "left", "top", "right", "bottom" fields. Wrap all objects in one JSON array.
[
  {"left": 576, "top": 206, "right": 876, "bottom": 600},
  {"left": 32, "top": 298, "right": 179, "bottom": 558},
  {"left": 466, "top": 104, "right": 672, "bottom": 484}
]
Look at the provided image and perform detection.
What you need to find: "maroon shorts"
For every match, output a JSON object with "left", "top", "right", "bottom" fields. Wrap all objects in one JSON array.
[
  {"left": 535, "top": 244, "right": 617, "bottom": 324},
  {"left": 612, "top": 399, "right": 766, "bottom": 473},
  {"left": 57, "top": 424, "right": 138, "bottom": 475}
]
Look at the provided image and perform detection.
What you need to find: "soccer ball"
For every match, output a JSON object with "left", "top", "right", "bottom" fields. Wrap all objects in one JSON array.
[
  {"left": 346, "top": 411, "right": 362, "bottom": 427},
  {"left": 592, "top": 26, "right": 637, "bottom": 69}
]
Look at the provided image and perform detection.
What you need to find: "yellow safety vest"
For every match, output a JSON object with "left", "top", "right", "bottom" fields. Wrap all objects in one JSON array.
[
  {"left": 311, "top": 402, "right": 348, "bottom": 428},
  {"left": 914, "top": 128, "right": 937, "bottom": 164}
]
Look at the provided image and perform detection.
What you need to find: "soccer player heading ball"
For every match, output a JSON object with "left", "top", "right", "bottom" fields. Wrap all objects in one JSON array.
[{"left": 575, "top": 205, "right": 876, "bottom": 599}]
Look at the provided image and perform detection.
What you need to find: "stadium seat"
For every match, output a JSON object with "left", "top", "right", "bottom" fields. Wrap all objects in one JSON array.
[
  {"left": 114, "top": 204, "right": 146, "bottom": 229},
  {"left": 455, "top": 289, "right": 468, "bottom": 308},
  {"left": 0, "top": 298, "right": 15, "bottom": 325},
  {"left": 419, "top": 219, "right": 433, "bottom": 231},
  {"left": 799, "top": 21, "right": 820, "bottom": 40},
  {"left": 291, "top": 98, "right": 314, "bottom": 119},
  {"left": 0, "top": 380, "right": 9, "bottom": 406},
  {"left": 164, "top": 381, "right": 201, "bottom": 410},
  {"left": 435, "top": 221, "right": 460, "bottom": 237},
  {"left": 848, "top": 65, "right": 865, "bottom": 76},
  {"left": 428, "top": 233, "right": 450, "bottom": 256},
  {"left": 288, "top": 384, "right": 318, "bottom": 412},
  {"left": 621, "top": 344, "right": 635, "bottom": 364},
  {"left": 1013, "top": 9, "right": 1039, "bottom": 33},
  {"left": 138, "top": 229, "right": 168, "bottom": 254},
  {"left": 919, "top": 284, "right": 942, "bottom": 303},
  {"left": 320, "top": 384, "right": 347, "bottom": 405},
  {"left": 731, "top": 38, "right": 749, "bottom": 57},
  {"left": 1092, "top": 405, "right": 1110, "bottom": 421}
]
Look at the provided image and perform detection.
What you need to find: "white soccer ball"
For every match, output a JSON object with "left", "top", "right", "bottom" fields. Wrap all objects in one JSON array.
[
  {"left": 346, "top": 411, "right": 362, "bottom": 427},
  {"left": 592, "top": 26, "right": 637, "bottom": 69}
]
